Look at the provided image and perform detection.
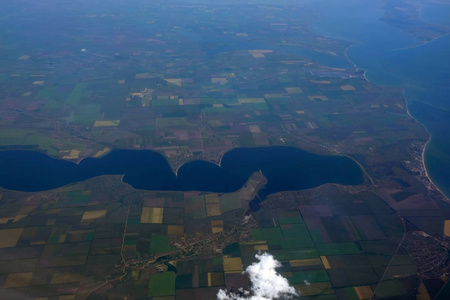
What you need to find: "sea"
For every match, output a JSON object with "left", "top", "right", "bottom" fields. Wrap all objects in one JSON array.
[{"left": 304, "top": 0, "right": 450, "bottom": 197}]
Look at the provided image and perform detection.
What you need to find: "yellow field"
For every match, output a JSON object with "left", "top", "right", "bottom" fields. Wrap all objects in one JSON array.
[
  {"left": 254, "top": 244, "right": 268, "bottom": 251},
  {"left": 238, "top": 98, "right": 265, "bottom": 104},
  {"left": 354, "top": 286, "right": 373, "bottom": 299},
  {"left": 206, "top": 203, "right": 221, "bottom": 217},
  {"left": 131, "top": 92, "right": 144, "bottom": 98},
  {"left": 22, "top": 92, "right": 32, "bottom": 96},
  {"left": 249, "top": 50, "right": 272, "bottom": 58},
  {"left": 18, "top": 55, "right": 30, "bottom": 60},
  {"left": 308, "top": 95, "right": 329, "bottom": 101},
  {"left": 290, "top": 258, "right": 322, "bottom": 267},
  {"left": 141, "top": 207, "right": 164, "bottom": 224},
  {"left": 249, "top": 125, "right": 261, "bottom": 134},
  {"left": 285, "top": 87, "right": 303, "bottom": 94},
  {"left": 62, "top": 149, "right": 81, "bottom": 160},
  {"left": 296, "top": 110, "right": 305, "bottom": 114},
  {"left": 444, "top": 220, "right": 450, "bottom": 237},
  {"left": 417, "top": 282, "right": 431, "bottom": 300},
  {"left": 320, "top": 256, "right": 331, "bottom": 269},
  {"left": 94, "top": 120, "right": 120, "bottom": 127},
  {"left": 3, "top": 272, "right": 33, "bottom": 288},
  {"left": 81, "top": 210, "right": 107, "bottom": 222},
  {"left": 208, "top": 272, "right": 224, "bottom": 286},
  {"left": 223, "top": 257, "right": 243, "bottom": 273},
  {"left": 135, "top": 72, "right": 153, "bottom": 78},
  {"left": 212, "top": 78, "right": 228, "bottom": 85},
  {"left": 33, "top": 81, "right": 45, "bottom": 85},
  {"left": 211, "top": 220, "right": 223, "bottom": 234},
  {"left": 0, "top": 228, "right": 24, "bottom": 248},
  {"left": 311, "top": 80, "right": 330, "bottom": 84},
  {"left": 94, "top": 147, "right": 111, "bottom": 158},
  {"left": 117, "top": 79, "right": 125, "bottom": 84},
  {"left": 341, "top": 85, "right": 355, "bottom": 91},
  {"left": 306, "top": 122, "right": 319, "bottom": 129},
  {"left": 264, "top": 94, "right": 288, "bottom": 98},
  {"left": 165, "top": 78, "right": 182, "bottom": 86},
  {"left": 205, "top": 194, "right": 219, "bottom": 204}
]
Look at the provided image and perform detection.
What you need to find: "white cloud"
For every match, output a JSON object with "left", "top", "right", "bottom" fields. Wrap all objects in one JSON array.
[{"left": 217, "top": 252, "right": 298, "bottom": 300}]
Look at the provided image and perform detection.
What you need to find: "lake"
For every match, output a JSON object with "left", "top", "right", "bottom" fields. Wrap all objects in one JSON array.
[{"left": 0, "top": 147, "right": 363, "bottom": 193}]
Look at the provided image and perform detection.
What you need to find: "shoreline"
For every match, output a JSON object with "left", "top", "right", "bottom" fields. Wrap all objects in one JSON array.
[
  {"left": 308, "top": 10, "right": 449, "bottom": 200},
  {"left": 404, "top": 93, "right": 449, "bottom": 200},
  {"left": 389, "top": 32, "right": 450, "bottom": 52}
]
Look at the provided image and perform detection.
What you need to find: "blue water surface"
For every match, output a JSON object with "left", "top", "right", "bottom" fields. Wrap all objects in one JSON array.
[
  {"left": 0, "top": 147, "right": 363, "bottom": 193},
  {"left": 307, "top": 0, "right": 450, "bottom": 196}
]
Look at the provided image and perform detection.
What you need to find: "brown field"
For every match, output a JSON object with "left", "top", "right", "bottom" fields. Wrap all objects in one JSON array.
[
  {"left": 168, "top": 225, "right": 184, "bottom": 235},
  {"left": 290, "top": 258, "right": 322, "bottom": 267},
  {"left": 50, "top": 272, "right": 83, "bottom": 284},
  {"left": 0, "top": 228, "right": 24, "bottom": 248},
  {"left": 296, "top": 282, "right": 334, "bottom": 297},
  {"left": 3, "top": 272, "right": 33, "bottom": 288}
]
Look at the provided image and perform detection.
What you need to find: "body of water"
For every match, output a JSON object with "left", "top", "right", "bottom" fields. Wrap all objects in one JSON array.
[
  {"left": 307, "top": 0, "right": 450, "bottom": 197},
  {"left": 0, "top": 147, "right": 363, "bottom": 193}
]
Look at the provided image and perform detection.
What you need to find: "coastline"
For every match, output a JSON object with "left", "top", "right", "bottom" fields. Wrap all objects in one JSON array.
[
  {"left": 405, "top": 94, "right": 449, "bottom": 200},
  {"left": 308, "top": 8, "right": 449, "bottom": 201},
  {"left": 390, "top": 32, "right": 450, "bottom": 52}
]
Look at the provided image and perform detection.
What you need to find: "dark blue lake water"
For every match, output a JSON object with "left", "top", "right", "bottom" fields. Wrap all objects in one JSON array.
[
  {"left": 0, "top": 147, "right": 363, "bottom": 193},
  {"left": 307, "top": 0, "right": 450, "bottom": 197}
]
